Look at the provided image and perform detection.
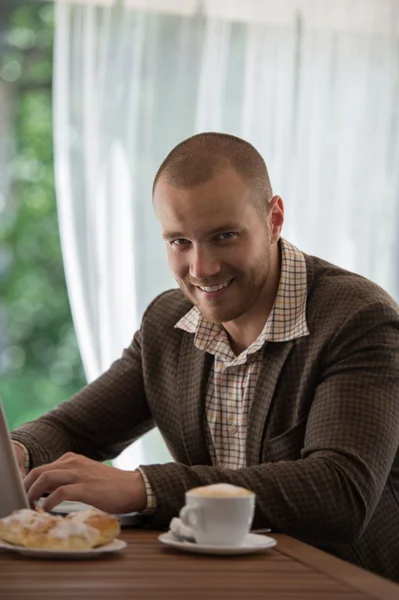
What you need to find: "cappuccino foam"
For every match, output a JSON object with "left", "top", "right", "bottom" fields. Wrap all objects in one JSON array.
[{"left": 188, "top": 483, "right": 254, "bottom": 498}]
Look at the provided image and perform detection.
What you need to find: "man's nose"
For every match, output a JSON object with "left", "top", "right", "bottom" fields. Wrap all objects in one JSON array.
[{"left": 189, "top": 246, "right": 221, "bottom": 280}]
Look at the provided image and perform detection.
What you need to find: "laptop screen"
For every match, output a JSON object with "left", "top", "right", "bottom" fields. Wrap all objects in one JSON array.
[{"left": 0, "top": 399, "right": 29, "bottom": 518}]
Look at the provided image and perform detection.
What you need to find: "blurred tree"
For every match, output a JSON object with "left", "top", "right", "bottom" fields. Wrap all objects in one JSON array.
[{"left": 0, "top": 2, "right": 86, "bottom": 429}]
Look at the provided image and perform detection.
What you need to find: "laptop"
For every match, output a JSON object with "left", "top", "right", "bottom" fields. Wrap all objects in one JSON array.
[{"left": 0, "top": 399, "right": 143, "bottom": 526}]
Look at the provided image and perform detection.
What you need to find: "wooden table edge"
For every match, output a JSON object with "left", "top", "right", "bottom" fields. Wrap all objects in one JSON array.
[{"left": 273, "top": 534, "right": 399, "bottom": 600}]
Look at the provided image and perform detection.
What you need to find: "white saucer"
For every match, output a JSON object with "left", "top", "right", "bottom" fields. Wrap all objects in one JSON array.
[
  {"left": 0, "top": 538, "right": 127, "bottom": 560},
  {"left": 158, "top": 531, "right": 277, "bottom": 555}
]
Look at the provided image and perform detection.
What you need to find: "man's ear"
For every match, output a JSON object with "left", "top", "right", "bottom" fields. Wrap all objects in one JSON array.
[{"left": 268, "top": 195, "right": 284, "bottom": 243}]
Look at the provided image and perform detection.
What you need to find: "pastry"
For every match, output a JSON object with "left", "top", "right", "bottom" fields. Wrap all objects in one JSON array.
[
  {"left": 66, "top": 509, "right": 120, "bottom": 546},
  {"left": 0, "top": 509, "right": 60, "bottom": 546},
  {"left": 22, "top": 519, "right": 100, "bottom": 550}
]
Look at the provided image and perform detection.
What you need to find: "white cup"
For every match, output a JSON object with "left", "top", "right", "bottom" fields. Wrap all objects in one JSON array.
[{"left": 179, "top": 484, "right": 255, "bottom": 546}]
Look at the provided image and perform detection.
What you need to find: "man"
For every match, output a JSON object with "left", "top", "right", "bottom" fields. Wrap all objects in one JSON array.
[{"left": 11, "top": 133, "right": 399, "bottom": 581}]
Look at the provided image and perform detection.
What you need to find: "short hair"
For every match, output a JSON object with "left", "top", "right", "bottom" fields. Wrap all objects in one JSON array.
[{"left": 152, "top": 132, "right": 273, "bottom": 212}]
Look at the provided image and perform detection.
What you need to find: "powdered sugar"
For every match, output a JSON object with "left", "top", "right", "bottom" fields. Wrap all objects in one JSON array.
[{"left": 48, "top": 520, "right": 98, "bottom": 541}]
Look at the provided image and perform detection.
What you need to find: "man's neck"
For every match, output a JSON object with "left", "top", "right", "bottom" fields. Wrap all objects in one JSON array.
[{"left": 223, "top": 243, "right": 281, "bottom": 356}]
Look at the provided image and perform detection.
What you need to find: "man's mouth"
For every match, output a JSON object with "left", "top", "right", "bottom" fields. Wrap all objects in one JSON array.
[{"left": 194, "top": 279, "right": 233, "bottom": 293}]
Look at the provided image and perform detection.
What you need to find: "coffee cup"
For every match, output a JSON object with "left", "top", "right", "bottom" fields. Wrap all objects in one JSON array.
[{"left": 179, "top": 483, "right": 255, "bottom": 546}]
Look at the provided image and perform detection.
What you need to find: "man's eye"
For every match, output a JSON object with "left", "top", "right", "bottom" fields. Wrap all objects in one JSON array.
[
  {"left": 171, "top": 239, "right": 190, "bottom": 246},
  {"left": 218, "top": 232, "right": 236, "bottom": 240}
]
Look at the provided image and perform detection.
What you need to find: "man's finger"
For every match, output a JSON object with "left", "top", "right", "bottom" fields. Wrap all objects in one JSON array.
[
  {"left": 24, "top": 465, "right": 47, "bottom": 492},
  {"left": 26, "top": 469, "right": 76, "bottom": 505},
  {"left": 24, "top": 458, "right": 71, "bottom": 492},
  {"left": 40, "top": 484, "right": 84, "bottom": 512}
]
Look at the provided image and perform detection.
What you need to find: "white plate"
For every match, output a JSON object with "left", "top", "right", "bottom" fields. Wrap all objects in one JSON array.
[
  {"left": 158, "top": 531, "right": 277, "bottom": 556},
  {"left": 46, "top": 500, "right": 96, "bottom": 514},
  {"left": 0, "top": 538, "right": 127, "bottom": 560}
]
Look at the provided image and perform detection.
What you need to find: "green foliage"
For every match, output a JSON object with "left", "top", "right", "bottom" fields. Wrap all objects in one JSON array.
[{"left": 0, "top": 2, "right": 86, "bottom": 430}]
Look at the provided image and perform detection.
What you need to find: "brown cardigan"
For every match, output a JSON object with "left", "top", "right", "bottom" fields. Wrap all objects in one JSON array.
[{"left": 12, "top": 251, "right": 399, "bottom": 581}]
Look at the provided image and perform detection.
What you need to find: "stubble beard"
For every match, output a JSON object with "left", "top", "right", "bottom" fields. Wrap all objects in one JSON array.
[{"left": 177, "top": 253, "right": 271, "bottom": 325}]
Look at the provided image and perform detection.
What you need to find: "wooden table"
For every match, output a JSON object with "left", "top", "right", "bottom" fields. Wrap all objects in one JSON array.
[{"left": 0, "top": 529, "right": 398, "bottom": 599}]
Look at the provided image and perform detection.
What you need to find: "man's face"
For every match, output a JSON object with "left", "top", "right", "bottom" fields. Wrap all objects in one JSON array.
[{"left": 153, "top": 168, "right": 276, "bottom": 325}]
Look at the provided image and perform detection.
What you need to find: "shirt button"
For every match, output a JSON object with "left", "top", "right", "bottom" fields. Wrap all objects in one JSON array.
[{"left": 229, "top": 425, "right": 238, "bottom": 435}]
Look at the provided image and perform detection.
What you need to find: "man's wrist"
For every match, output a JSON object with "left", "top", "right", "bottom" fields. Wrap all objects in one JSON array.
[{"left": 12, "top": 440, "right": 30, "bottom": 473}]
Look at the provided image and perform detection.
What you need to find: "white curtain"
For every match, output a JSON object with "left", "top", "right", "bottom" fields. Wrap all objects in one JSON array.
[{"left": 53, "top": 0, "right": 399, "bottom": 470}]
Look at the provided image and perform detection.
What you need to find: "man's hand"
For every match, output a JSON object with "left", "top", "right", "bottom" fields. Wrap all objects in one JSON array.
[
  {"left": 23, "top": 452, "right": 148, "bottom": 514},
  {"left": 12, "top": 442, "right": 27, "bottom": 478}
]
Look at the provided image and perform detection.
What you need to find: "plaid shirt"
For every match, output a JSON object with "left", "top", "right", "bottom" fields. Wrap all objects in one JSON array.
[{"left": 141, "top": 238, "right": 309, "bottom": 509}]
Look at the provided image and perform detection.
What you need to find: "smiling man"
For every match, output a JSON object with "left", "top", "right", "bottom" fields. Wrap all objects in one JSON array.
[{"left": 11, "top": 133, "right": 399, "bottom": 581}]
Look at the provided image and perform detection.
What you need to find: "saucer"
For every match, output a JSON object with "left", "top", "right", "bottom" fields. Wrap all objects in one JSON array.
[{"left": 158, "top": 531, "right": 277, "bottom": 555}]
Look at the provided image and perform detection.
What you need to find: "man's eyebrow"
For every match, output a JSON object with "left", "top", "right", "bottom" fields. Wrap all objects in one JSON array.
[
  {"left": 162, "top": 224, "right": 242, "bottom": 241},
  {"left": 207, "top": 223, "right": 242, "bottom": 235},
  {"left": 162, "top": 231, "right": 183, "bottom": 240}
]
